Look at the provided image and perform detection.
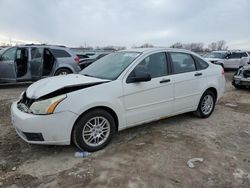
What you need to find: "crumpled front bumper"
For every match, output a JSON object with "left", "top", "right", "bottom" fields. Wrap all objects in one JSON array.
[{"left": 11, "top": 101, "right": 78, "bottom": 145}]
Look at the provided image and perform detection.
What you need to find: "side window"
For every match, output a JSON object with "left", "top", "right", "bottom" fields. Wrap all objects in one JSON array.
[
  {"left": 241, "top": 52, "right": 248, "bottom": 58},
  {"left": 50, "top": 49, "right": 71, "bottom": 58},
  {"left": 229, "top": 53, "right": 241, "bottom": 59},
  {"left": 31, "top": 48, "right": 43, "bottom": 59},
  {"left": 1, "top": 48, "right": 17, "bottom": 61},
  {"left": 169, "top": 52, "right": 196, "bottom": 74},
  {"left": 133, "top": 52, "right": 168, "bottom": 78},
  {"left": 193, "top": 56, "right": 209, "bottom": 70}
]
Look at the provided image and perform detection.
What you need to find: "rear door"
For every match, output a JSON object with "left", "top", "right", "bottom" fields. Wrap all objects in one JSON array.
[
  {"left": 168, "top": 52, "right": 206, "bottom": 114},
  {"left": 0, "top": 47, "right": 17, "bottom": 82}
]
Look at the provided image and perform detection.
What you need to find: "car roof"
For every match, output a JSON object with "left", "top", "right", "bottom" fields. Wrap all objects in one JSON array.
[
  {"left": 212, "top": 51, "right": 228, "bottom": 53},
  {"left": 120, "top": 47, "right": 194, "bottom": 54},
  {"left": 212, "top": 50, "right": 248, "bottom": 53},
  {"left": 12, "top": 44, "right": 68, "bottom": 50}
]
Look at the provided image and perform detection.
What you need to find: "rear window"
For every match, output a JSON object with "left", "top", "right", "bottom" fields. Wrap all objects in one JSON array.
[
  {"left": 193, "top": 56, "right": 209, "bottom": 70},
  {"left": 241, "top": 52, "right": 248, "bottom": 57},
  {"left": 50, "top": 49, "right": 71, "bottom": 58}
]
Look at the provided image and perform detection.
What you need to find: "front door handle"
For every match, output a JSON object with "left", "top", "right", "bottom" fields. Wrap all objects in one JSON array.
[
  {"left": 194, "top": 72, "right": 202, "bottom": 77},
  {"left": 160, "top": 79, "right": 171, "bottom": 84}
]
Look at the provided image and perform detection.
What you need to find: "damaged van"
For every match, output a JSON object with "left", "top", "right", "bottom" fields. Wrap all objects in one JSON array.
[{"left": 0, "top": 45, "right": 81, "bottom": 83}]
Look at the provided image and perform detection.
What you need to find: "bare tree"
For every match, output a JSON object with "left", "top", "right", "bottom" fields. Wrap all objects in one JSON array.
[
  {"left": 208, "top": 42, "right": 218, "bottom": 51},
  {"left": 140, "top": 43, "right": 154, "bottom": 48},
  {"left": 170, "top": 42, "right": 184, "bottom": 49},
  {"left": 216, "top": 40, "right": 228, "bottom": 50}
]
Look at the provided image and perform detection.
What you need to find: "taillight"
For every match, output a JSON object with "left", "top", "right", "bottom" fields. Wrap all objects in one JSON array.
[
  {"left": 74, "top": 56, "right": 80, "bottom": 64},
  {"left": 221, "top": 68, "right": 225, "bottom": 75}
]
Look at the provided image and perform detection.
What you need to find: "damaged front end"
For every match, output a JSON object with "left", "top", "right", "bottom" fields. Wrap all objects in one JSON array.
[
  {"left": 232, "top": 66, "right": 250, "bottom": 89},
  {"left": 17, "top": 81, "right": 108, "bottom": 115}
]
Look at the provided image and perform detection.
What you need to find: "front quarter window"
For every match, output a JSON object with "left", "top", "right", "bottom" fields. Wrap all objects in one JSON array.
[{"left": 80, "top": 52, "right": 140, "bottom": 80}]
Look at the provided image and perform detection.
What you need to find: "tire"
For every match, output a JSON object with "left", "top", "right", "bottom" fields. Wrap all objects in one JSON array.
[
  {"left": 72, "top": 109, "right": 116, "bottom": 152},
  {"left": 194, "top": 90, "right": 216, "bottom": 118},
  {"left": 54, "top": 68, "right": 72, "bottom": 76}
]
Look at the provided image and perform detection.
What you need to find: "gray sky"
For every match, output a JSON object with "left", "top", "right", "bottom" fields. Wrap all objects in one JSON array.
[{"left": 0, "top": 0, "right": 249, "bottom": 49}]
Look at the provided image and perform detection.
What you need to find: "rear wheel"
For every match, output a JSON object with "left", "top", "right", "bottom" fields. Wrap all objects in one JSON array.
[
  {"left": 54, "top": 68, "right": 72, "bottom": 76},
  {"left": 194, "top": 90, "right": 216, "bottom": 118},
  {"left": 72, "top": 109, "right": 116, "bottom": 152}
]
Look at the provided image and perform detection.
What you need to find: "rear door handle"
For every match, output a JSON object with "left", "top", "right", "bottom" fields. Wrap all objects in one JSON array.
[
  {"left": 160, "top": 79, "right": 171, "bottom": 83},
  {"left": 194, "top": 72, "right": 202, "bottom": 77}
]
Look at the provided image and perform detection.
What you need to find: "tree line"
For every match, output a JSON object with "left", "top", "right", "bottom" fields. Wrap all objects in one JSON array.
[
  {"left": 170, "top": 40, "right": 228, "bottom": 52},
  {"left": 133, "top": 40, "right": 228, "bottom": 52}
]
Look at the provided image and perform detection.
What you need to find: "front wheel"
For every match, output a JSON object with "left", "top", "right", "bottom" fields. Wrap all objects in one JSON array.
[
  {"left": 72, "top": 109, "right": 116, "bottom": 152},
  {"left": 194, "top": 90, "right": 216, "bottom": 118}
]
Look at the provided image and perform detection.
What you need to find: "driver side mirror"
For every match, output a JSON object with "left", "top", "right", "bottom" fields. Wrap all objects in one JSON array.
[{"left": 127, "top": 66, "right": 151, "bottom": 83}]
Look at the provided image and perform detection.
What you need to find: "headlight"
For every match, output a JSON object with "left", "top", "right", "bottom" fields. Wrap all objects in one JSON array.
[{"left": 29, "top": 95, "right": 66, "bottom": 115}]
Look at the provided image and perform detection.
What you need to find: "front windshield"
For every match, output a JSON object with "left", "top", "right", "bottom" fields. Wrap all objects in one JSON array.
[
  {"left": 0, "top": 48, "right": 8, "bottom": 55},
  {"left": 80, "top": 52, "right": 141, "bottom": 80},
  {"left": 204, "top": 52, "right": 226, "bottom": 59}
]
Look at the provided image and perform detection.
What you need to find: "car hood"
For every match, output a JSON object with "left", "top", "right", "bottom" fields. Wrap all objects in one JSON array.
[
  {"left": 204, "top": 58, "right": 222, "bottom": 62},
  {"left": 26, "top": 74, "right": 109, "bottom": 99}
]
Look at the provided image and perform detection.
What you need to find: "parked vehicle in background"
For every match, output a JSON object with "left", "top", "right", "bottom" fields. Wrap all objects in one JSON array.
[
  {"left": 70, "top": 49, "right": 90, "bottom": 59},
  {"left": 79, "top": 52, "right": 110, "bottom": 69},
  {"left": 0, "top": 45, "right": 81, "bottom": 83},
  {"left": 204, "top": 51, "right": 228, "bottom": 63},
  {"left": 232, "top": 64, "right": 250, "bottom": 89},
  {"left": 11, "top": 48, "right": 225, "bottom": 152},
  {"left": 204, "top": 50, "right": 250, "bottom": 69}
]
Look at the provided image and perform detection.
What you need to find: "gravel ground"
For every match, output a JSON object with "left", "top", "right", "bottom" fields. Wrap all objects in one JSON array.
[{"left": 0, "top": 72, "right": 250, "bottom": 188}]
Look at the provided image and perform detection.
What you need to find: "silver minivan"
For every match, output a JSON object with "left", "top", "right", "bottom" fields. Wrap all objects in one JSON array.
[{"left": 0, "top": 45, "right": 81, "bottom": 83}]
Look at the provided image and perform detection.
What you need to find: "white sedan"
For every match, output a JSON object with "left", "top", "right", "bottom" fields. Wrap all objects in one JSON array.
[{"left": 11, "top": 48, "right": 225, "bottom": 151}]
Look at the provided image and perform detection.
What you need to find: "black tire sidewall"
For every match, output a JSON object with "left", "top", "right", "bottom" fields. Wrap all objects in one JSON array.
[
  {"left": 73, "top": 109, "right": 115, "bottom": 152},
  {"left": 55, "top": 68, "right": 72, "bottom": 76},
  {"left": 197, "top": 91, "right": 216, "bottom": 118}
]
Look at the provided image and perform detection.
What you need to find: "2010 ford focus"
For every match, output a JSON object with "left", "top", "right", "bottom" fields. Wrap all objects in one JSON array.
[{"left": 11, "top": 48, "right": 225, "bottom": 152}]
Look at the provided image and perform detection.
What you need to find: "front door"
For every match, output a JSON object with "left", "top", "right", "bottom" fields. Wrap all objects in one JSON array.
[
  {"left": 224, "top": 52, "right": 241, "bottom": 69},
  {"left": 30, "top": 47, "right": 43, "bottom": 80},
  {"left": 0, "top": 47, "right": 17, "bottom": 83},
  {"left": 15, "top": 48, "right": 30, "bottom": 81},
  {"left": 123, "top": 52, "right": 174, "bottom": 126}
]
